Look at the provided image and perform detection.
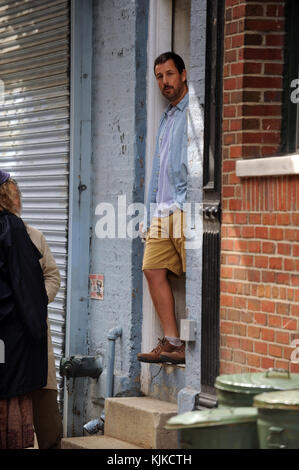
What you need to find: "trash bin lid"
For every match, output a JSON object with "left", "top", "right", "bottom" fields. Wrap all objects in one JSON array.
[
  {"left": 254, "top": 390, "right": 299, "bottom": 410},
  {"left": 215, "top": 369, "right": 299, "bottom": 395},
  {"left": 165, "top": 407, "right": 258, "bottom": 430}
]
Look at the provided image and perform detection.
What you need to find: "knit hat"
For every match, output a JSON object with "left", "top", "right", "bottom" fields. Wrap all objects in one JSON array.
[{"left": 0, "top": 170, "right": 10, "bottom": 185}]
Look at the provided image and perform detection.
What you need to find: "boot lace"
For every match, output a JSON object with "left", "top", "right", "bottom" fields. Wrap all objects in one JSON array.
[{"left": 151, "top": 337, "right": 166, "bottom": 354}]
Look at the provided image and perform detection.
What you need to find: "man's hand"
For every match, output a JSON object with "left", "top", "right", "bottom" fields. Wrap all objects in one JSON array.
[{"left": 139, "top": 221, "right": 146, "bottom": 240}]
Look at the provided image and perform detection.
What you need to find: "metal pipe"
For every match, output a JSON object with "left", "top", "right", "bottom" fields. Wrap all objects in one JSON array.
[
  {"left": 83, "top": 327, "right": 122, "bottom": 434},
  {"left": 106, "top": 327, "right": 122, "bottom": 398},
  {"left": 83, "top": 418, "right": 104, "bottom": 435}
]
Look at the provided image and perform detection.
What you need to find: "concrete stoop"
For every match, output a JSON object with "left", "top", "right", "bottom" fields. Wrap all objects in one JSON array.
[
  {"left": 61, "top": 397, "right": 178, "bottom": 449},
  {"left": 61, "top": 435, "right": 144, "bottom": 449}
]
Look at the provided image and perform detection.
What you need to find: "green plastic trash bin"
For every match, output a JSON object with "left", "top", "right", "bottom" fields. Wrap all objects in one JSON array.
[
  {"left": 166, "top": 407, "right": 259, "bottom": 449},
  {"left": 215, "top": 369, "right": 299, "bottom": 407},
  {"left": 254, "top": 390, "right": 299, "bottom": 449}
]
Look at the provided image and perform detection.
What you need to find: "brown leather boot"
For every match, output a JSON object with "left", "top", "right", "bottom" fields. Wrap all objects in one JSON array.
[
  {"left": 159, "top": 342, "right": 185, "bottom": 364},
  {"left": 137, "top": 337, "right": 179, "bottom": 363}
]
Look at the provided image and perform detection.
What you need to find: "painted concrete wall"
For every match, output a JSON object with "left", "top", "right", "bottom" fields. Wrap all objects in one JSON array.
[{"left": 86, "top": 0, "right": 148, "bottom": 419}]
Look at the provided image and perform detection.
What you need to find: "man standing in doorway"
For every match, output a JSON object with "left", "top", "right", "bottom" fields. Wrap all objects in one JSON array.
[{"left": 138, "top": 52, "right": 188, "bottom": 365}]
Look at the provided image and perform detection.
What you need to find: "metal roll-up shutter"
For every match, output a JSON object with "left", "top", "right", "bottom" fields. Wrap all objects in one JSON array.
[{"left": 0, "top": 0, "right": 70, "bottom": 407}]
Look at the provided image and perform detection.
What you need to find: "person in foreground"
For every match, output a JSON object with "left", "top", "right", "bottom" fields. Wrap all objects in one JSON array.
[
  {"left": 9, "top": 175, "right": 63, "bottom": 449},
  {"left": 0, "top": 170, "right": 48, "bottom": 449},
  {"left": 137, "top": 51, "right": 188, "bottom": 365}
]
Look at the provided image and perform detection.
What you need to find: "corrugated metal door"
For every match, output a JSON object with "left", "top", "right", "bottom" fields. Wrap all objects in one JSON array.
[{"left": 0, "top": 0, "right": 70, "bottom": 405}]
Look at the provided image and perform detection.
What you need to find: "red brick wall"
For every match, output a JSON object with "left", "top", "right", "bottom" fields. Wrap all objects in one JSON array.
[{"left": 220, "top": 0, "right": 299, "bottom": 373}]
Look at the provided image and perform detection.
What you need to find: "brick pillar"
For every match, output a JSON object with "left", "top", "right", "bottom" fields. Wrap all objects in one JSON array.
[{"left": 220, "top": 0, "right": 299, "bottom": 374}]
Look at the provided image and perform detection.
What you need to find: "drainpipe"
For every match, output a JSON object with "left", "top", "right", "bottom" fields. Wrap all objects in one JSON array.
[
  {"left": 106, "top": 327, "right": 122, "bottom": 398},
  {"left": 83, "top": 326, "right": 122, "bottom": 434}
]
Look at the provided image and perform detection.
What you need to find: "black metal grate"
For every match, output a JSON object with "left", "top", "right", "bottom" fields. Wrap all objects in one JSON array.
[
  {"left": 201, "top": 213, "right": 221, "bottom": 390},
  {"left": 200, "top": 0, "right": 224, "bottom": 399}
]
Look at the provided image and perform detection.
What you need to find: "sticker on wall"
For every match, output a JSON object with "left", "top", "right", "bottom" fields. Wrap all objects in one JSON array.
[{"left": 89, "top": 274, "right": 104, "bottom": 300}]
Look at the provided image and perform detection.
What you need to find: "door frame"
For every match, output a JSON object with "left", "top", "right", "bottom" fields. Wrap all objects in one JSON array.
[
  {"left": 140, "top": 0, "right": 173, "bottom": 396},
  {"left": 63, "top": 0, "right": 93, "bottom": 436}
]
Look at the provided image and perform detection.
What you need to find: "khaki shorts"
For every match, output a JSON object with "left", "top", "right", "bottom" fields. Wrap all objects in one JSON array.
[{"left": 142, "top": 210, "right": 186, "bottom": 277}]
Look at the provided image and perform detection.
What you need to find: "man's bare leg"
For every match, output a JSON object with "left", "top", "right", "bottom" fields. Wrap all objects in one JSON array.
[
  {"left": 143, "top": 268, "right": 179, "bottom": 338},
  {"left": 137, "top": 268, "right": 185, "bottom": 363}
]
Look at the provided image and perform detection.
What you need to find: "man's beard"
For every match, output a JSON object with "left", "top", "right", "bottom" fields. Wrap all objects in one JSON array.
[{"left": 163, "top": 84, "right": 184, "bottom": 103}]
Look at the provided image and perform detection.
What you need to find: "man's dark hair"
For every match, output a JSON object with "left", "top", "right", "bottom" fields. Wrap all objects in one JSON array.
[{"left": 154, "top": 51, "right": 186, "bottom": 75}]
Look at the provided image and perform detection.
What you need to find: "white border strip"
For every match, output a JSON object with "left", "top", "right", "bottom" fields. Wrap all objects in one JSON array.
[{"left": 236, "top": 154, "right": 299, "bottom": 177}]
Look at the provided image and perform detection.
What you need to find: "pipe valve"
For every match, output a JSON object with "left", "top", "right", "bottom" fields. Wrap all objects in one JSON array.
[{"left": 60, "top": 355, "right": 103, "bottom": 380}]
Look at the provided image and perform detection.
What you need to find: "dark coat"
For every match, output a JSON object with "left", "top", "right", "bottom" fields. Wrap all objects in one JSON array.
[{"left": 0, "top": 211, "right": 48, "bottom": 399}]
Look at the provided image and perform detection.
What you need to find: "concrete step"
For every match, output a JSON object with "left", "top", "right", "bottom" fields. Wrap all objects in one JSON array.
[
  {"left": 104, "top": 397, "right": 178, "bottom": 449},
  {"left": 61, "top": 435, "right": 144, "bottom": 449}
]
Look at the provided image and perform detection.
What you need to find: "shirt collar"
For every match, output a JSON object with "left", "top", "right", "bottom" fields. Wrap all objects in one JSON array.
[
  {"left": 164, "top": 91, "right": 189, "bottom": 116},
  {"left": 176, "top": 92, "right": 189, "bottom": 111}
]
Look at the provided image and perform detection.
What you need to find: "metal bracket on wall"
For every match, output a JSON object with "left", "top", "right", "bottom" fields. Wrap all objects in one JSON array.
[
  {"left": 203, "top": 202, "right": 221, "bottom": 221},
  {"left": 196, "top": 391, "right": 218, "bottom": 410},
  {"left": 78, "top": 183, "right": 87, "bottom": 193}
]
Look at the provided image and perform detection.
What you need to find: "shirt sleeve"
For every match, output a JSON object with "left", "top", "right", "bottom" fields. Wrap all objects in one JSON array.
[{"left": 39, "top": 233, "right": 61, "bottom": 304}]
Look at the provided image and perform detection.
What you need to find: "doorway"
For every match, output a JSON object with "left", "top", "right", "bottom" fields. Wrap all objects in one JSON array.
[{"left": 140, "top": 0, "right": 191, "bottom": 399}]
